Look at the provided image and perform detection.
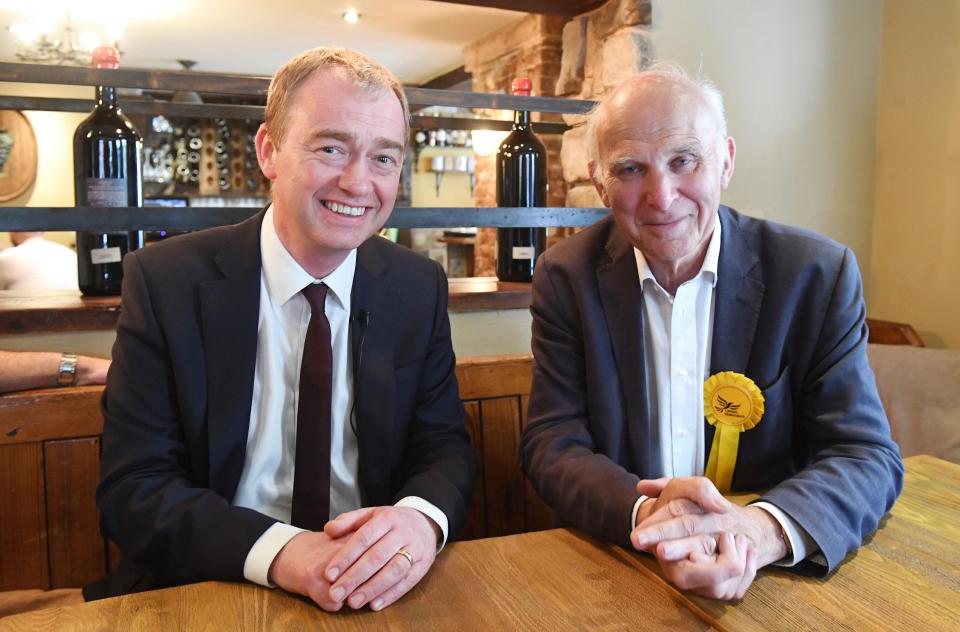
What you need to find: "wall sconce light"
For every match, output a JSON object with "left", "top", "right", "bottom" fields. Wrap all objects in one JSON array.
[{"left": 470, "top": 129, "right": 508, "bottom": 157}]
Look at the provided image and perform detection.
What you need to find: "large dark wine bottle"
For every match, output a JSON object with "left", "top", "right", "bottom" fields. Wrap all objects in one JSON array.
[
  {"left": 74, "top": 46, "right": 144, "bottom": 296},
  {"left": 495, "top": 77, "right": 547, "bottom": 282}
]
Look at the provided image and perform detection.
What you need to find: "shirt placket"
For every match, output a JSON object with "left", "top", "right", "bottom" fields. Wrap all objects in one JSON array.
[{"left": 670, "top": 282, "right": 699, "bottom": 477}]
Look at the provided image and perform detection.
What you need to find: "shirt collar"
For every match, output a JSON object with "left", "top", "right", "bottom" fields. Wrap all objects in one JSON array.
[
  {"left": 260, "top": 204, "right": 356, "bottom": 309},
  {"left": 634, "top": 214, "right": 722, "bottom": 292}
]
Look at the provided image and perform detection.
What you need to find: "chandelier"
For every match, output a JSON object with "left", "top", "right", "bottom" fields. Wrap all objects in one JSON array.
[{"left": 9, "top": 18, "right": 112, "bottom": 66}]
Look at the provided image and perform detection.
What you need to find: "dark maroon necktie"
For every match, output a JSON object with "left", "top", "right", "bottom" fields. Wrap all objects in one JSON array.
[{"left": 291, "top": 282, "right": 332, "bottom": 530}]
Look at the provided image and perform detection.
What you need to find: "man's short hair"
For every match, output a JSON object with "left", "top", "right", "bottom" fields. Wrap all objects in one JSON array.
[
  {"left": 585, "top": 62, "right": 728, "bottom": 179},
  {"left": 264, "top": 46, "right": 411, "bottom": 148}
]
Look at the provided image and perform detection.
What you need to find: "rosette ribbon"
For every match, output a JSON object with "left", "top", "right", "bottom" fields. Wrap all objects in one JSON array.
[{"left": 703, "top": 371, "right": 765, "bottom": 493}]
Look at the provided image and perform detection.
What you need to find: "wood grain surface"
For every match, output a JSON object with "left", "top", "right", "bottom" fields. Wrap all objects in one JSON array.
[{"left": 3, "top": 456, "right": 956, "bottom": 631}]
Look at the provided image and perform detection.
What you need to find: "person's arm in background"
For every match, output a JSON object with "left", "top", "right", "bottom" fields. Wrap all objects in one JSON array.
[{"left": 0, "top": 350, "right": 110, "bottom": 393}]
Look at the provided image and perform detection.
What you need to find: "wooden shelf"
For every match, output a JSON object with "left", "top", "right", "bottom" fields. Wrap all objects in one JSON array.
[
  {"left": 0, "top": 280, "right": 532, "bottom": 334},
  {"left": 0, "top": 206, "right": 609, "bottom": 231},
  {"left": 0, "top": 61, "right": 594, "bottom": 117}
]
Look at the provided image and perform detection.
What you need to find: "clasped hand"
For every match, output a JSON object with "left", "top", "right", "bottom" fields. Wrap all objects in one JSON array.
[
  {"left": 270, "top": 506, "right": 439, "bottom": 611},
  {"left": 630, "top": 477, "right": 785, "bottom": 601}
]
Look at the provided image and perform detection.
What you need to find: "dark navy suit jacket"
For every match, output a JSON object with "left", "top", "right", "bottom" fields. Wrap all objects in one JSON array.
[
  {"left": 522, "top": 206, "right": 903, "bottom": 572},
  {"left": 85, "top": 211, "right": 475, "bottom": 599}
]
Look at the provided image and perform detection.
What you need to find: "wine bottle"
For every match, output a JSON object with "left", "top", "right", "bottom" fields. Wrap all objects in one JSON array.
[
  {"left": 73, "top": 45, "right": 145, "bottom": 296},
  {"left": 495, "top": 77, "right": 547, "bottom": 282}
]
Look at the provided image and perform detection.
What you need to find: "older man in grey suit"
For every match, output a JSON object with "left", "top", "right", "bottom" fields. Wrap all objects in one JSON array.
[{"left": 521, "top": 65, "right": 902, "bottom": 600}]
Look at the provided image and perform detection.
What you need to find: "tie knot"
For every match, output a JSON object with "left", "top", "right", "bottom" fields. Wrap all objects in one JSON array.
[{"left": 302, "top": 282, "right": 328, "bottom": 314}]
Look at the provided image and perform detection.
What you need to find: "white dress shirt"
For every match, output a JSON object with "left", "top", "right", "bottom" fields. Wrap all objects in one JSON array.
[
  {"left": 235, "top": 206, "right": 448, "bottom": 586},
  {"left": 628, "top": 218, "right": 815, "bottom": 565}
]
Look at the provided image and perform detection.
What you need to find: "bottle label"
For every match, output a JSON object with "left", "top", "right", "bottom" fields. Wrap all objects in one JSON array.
[
  {"left": 90, "top": 247, "right": 123, "bottom": 264},
  {"left": 84, "top": 178, "right": 127, "bottom": 206},
  {"left": 512, "top": 246, "right": 536, "bottom": 260}
]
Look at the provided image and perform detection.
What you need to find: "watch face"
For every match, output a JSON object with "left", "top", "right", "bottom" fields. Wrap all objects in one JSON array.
[{"left": 58, "top": 353, "right": 78, "bottom": 386}]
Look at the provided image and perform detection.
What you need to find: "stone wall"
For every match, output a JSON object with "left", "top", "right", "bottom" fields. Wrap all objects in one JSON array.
[
  {"left": 555, "top": 0, "right": 653, "bottom": 209},
  {"left": 462, "top": 2, "right": 654, "bottom": 275},
  {"left": 463, "top": 14, "right": 566, "bottom": 276}
]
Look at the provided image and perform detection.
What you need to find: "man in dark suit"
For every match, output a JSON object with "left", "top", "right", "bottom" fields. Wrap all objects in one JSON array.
[
  {"left": 87, "top": 47, "right": 475, "bottom": 612},
  {"left": 522, "top": 65, "right": 902, "bottom": 600}
]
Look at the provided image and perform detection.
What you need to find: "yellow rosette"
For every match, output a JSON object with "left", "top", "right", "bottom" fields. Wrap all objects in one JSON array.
[{"left": 703, "top": 371, "right": 764, "bottom": 493}]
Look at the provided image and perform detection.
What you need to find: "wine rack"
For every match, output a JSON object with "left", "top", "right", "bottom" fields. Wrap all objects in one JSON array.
[{"left": 143, "top": 116, "right": 268, "bottom": 198}]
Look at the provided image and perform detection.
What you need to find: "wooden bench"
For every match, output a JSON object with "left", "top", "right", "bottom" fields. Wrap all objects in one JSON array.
[
  {"left": 0, "top": 354, "right": 548, "bottom": 592},
  {"left": 0, "top": 317, "right": 925, "bottom": 592}
]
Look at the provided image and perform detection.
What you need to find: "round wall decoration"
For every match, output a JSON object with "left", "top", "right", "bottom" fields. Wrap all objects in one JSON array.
[{"left": 0, "top": 110, "right": 39, "bottom": 202}]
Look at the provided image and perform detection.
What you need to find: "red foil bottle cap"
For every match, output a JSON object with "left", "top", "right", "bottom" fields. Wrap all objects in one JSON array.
[
  {"left": 92, "top": 46, "right": 120, "bottom": 69},
  {"left": 511, "top": 77, "right": 532, "bottom": 96}
]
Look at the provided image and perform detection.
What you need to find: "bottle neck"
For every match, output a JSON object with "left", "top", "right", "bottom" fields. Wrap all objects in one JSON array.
[
  {"left": 512, "top": 108, "right": 531, "bottom": 129},
  {"left": 95, "top": 85, "right": 118, "bottom": 109}
]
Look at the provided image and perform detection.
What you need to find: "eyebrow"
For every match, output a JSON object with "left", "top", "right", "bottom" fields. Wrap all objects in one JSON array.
[
  {"left": 305, "top": 128, "right": 404, "bottom": 153},
  {"left": 672, "top": 140, "right": 707, "bottom": 157}
]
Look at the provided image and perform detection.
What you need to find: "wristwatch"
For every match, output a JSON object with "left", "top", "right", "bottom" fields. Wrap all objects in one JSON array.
[{"left": 57, "top": 353, "right": 78, "bottom": 387}]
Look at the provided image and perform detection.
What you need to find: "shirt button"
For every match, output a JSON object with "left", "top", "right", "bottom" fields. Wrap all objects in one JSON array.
[{"left": 678, "top": 429, "right": 689, "bottom": 438}]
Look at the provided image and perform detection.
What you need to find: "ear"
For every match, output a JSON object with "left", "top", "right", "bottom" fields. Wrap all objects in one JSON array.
[
  {"left": 589, "top": 161, "right": 611, "bottom": 207},
  {"left": 255, "top": 124, "right": 278, "bottom": 181},
  {"left": 720, "top": 136, "right": 736, "bottom": 189}
]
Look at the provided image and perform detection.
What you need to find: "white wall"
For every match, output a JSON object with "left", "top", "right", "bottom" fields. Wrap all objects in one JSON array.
[
  {"left": 870, "top": 0, "right": 960, "bottom": 349},
  {"left": 648, "top": 0, "right": 884, "bottom": 284},
  {"left": 0, "top": 309, "right": 535, "bottom": 359}
]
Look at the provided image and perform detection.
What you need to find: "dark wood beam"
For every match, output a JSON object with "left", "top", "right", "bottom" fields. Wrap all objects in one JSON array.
[
  {"left": 0, "top": 207, "right": 609, "bottom": 231},
  {"left": 418, "top": 66, "right": 471, "bottom": 91},
  {"left": 427, "top": 0, "right": 606, "bottom": 17}
]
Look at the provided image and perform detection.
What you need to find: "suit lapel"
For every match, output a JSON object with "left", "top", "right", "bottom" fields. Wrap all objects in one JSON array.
[
  {"left": 596, "top": 225, "right": 662, "bottom": 477},
  {"left": 350, "top": 238, "right": 388, "bottom": 503},
  {"left": 200, "top": 212, "right": 264, "bottom": 500},
  {"left": 705, "top": 207, "right": 765, "bottom": 463}
]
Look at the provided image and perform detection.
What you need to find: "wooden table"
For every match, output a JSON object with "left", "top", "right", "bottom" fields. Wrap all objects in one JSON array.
[{"left": 3, "top": 455, "right": 957, "bottom": 631}]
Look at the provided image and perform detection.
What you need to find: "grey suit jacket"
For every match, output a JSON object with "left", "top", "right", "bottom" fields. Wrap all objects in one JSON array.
[
  {"left": 87, "top": 211, "right": 475, "bottom": 600},
  {"left": 521, "top": 206, "right": 903, "bottom": 573}
]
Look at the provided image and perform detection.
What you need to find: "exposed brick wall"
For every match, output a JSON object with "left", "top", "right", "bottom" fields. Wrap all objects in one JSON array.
[
  {"left": 464, "top": 14, "right": 567, "bottom": 277},
  {"left": 462, "top": 2, "right": 655, "bottom": 274},
  {"left": 556, "top": 1, "right": 653, "bottom": 210}
]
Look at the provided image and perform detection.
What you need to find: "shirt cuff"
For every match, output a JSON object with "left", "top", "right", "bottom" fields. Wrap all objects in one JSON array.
[
  {"left": 243, "top": 522, "right": 306, "bottom": 587},
  {"left": 631, "top": 495, "right": 649, "bottom": 532},
  {"left": 395, "top": 496, "right": 449, "bottom": 552},
  {"left": 751, "top": 501, "right": 817, "bottom": 566}
]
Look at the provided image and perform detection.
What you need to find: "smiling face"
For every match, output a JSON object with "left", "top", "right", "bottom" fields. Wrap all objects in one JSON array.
[
  {"left": 590, "top": 75, "right": 735, "bottom": 288},
  {"left": 256, "top": 68, "right": 406, "bottom": 277}
]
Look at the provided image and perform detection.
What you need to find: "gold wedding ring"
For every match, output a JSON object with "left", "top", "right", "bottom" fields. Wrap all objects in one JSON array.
[{"left": 396, "top": 548, "right": 414, "bottom": 565}]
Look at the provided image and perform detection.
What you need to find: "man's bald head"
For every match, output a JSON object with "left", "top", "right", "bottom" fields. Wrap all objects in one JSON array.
[{"left": 585, "top": 64, "right": 728, "bottom": 179}]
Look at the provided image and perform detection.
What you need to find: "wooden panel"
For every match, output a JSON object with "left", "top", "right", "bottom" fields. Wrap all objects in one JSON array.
[
  {"left": 447, "top": 279, "right": 532, "bottom": 313},
  {"left": 0, "top": 294, "right": 119, "bottom": 335},
  {"left": 479, "top": 397, "right": 525, "bottom": 537},
  {"left": 0, "top": 532, "right": 715, "bottom": 631},
  {"left": 867, "top": 318, "right": 925, "bottom": 347},
  {"left": 0, "top": 443, "right": 48, "bottom": 590},
  {"left": 427, "top": 0, "right": 609, "bottom": 18},
  {"left": 456, "top": 401, "right": 486, "bottom": 541},
  {"left": 44, "top": 438, "right": 106, "bottom": 588},
  {"left": 0, "top": 387, "right": 104, "bottom": 445},
  {"left": 519, "top": 394, "right": 555, "bottom": 531},
  {"left": 455, "top": 354, "right": 532, "bottom": 400}
]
